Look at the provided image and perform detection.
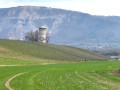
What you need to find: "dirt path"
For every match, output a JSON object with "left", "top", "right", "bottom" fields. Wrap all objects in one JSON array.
[
  {"left": 5, "top": 73, "right": 26, "bottom": 90},
  {"left": 0, "top": 65, "right": 17, "bottom": 67}
]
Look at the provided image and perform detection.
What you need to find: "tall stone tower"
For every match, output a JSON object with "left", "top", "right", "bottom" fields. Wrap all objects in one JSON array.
[{"left": 38, "top": 26, "right": 47, "bottom": 43}]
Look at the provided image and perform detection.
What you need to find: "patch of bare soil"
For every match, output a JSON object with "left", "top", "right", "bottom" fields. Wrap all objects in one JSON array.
[
  {"left": 0, "top": 65, "right": 17, "bottom": 67},
  {"left": 0, "top": 46, "right": 9, "bottom": 52},
  {"left": 112, "top": 68, "right": 120, "bottom": 76},
  {"left": 41, "top": 63, "right": 56, "bottom": 65}
]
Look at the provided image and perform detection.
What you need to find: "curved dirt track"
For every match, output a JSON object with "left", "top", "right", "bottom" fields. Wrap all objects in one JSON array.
[{"left": 5, "top": 73, "right": 26, "bottom": 90}]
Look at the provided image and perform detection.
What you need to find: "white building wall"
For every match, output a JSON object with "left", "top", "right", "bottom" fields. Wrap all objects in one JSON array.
[{"left": 38, "top": 26, "right": 47, "bottom": 43}]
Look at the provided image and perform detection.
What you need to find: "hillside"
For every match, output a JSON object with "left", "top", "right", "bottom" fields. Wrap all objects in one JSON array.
[
  {"left": 0, "top": 6, "right": 120, "bottom": 49},
  {"left": 0, "top": 39, "right": 107, "bottom": 62},
  {"left": 95, "top": 49, "right": 120, "bottom": 56}
]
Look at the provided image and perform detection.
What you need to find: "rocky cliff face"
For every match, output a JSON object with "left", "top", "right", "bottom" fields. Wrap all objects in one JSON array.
[{"left": 0, "top": 6, "right": 120, "bottom": 49}]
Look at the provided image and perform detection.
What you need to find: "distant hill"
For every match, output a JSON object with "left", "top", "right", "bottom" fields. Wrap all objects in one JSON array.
[
  {"left": 95, "top": 49, "right": 120, "bottom": 56},
  {"left": 0, "top": 39, "right": 107, "bottom": 61},
  {"left": 0, "top": 6, "right": 120, "bottom": 49}
]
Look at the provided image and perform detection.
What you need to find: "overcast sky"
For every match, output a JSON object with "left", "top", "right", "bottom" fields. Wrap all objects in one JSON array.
[{"left": 0, "top": 0, "right": 120, "bottom": 16}]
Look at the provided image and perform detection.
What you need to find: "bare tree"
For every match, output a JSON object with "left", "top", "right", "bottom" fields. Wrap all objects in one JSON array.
[
  {"left": 46, "top": 32, "right": 50, "bottom": 43},
  {"left": 25, "top": 30, "right": 50, "bottom": 43},
  {"left": 25, "top": 30, "right": 38, "bottom": 42}
]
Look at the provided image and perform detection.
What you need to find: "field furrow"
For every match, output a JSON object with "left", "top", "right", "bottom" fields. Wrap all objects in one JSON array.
[
  {"left": 75, "top": 71, "right": 105, "bottom": 90},
  {"left": 93, "top": 72, "right": 120, "bottom": 90}
]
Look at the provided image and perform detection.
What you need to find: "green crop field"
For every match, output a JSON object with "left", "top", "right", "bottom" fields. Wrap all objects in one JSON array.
[
  {"left": 0, "top": 39, "right": 120, "bottom": 90},
  {"left": 0, "top": 60, "right": 120, "bottom": 90}
]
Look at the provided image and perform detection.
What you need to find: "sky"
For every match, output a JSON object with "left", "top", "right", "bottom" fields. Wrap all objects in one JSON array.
[{"left": 0, "top": 0, "right": 120, "bottom": 16}]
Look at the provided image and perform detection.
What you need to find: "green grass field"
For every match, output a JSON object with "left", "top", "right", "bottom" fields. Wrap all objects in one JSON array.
[
  {"left": 0, "top": 60, "right": 120, "bottom": 90},
  {"left": 0, "top": 39, "right": 120, "bottom": 90}
]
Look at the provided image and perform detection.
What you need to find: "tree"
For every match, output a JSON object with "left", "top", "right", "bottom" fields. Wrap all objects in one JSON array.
[
  {"left": 25, "top": 30, "right": 38, "bottom": 42},
  {"left": 25, "top": 30, "right": 50, "bottom": 43},
  {"left": 46, "top": 32, "right": 50, "bottom": 43}
]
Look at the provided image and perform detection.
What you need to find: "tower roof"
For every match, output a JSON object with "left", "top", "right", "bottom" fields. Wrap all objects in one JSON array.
[{"left": 39, "top": 26, "right": 46, "bottom": 29}]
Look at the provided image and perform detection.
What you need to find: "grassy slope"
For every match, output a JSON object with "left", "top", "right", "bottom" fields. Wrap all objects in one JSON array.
[
  {"left": 0, "top": 39, "right": 107, "bottom": 62},
  {"left": 95, "top": 49, "right": 120, "bottom": 56}
]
